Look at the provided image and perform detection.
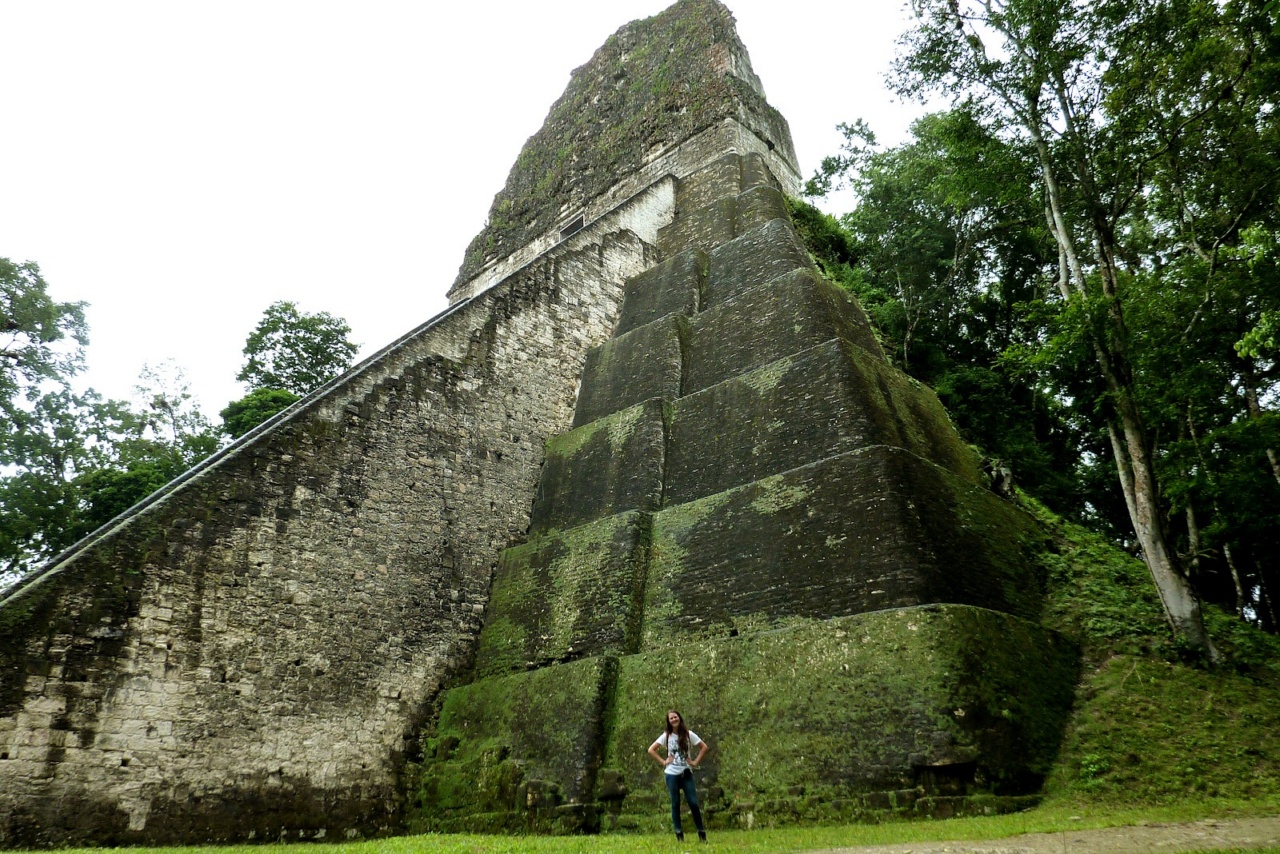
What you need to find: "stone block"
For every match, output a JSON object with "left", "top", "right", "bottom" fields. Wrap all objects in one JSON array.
[
  {"left": 411, "top": 656, "right": 616, "bottom": 831},
  {"left": 473, "top": 513, "right": 649, "bottom": 677},
  {"left": 739, "top": 151, "right": 780, "bottom": 192},
  {"left": 676, "top": 154, "right": 745, "bottom": 213},
  {"left": 666, "top": 339, "right": 983, "bottom": 505},
  {"left": 704, "top": 218, "right": 814, "bottom": 308},
  {"left": 613, "top": 249, "right": 706, "bottom": 336},
  {"left": 733, "top": 185, "right": 788, "bottom": 234},
  {"left": 573, "top": 317, "right": 683, "bottom": 427},
  {"left": 683, "top": 268, "right": 883, "bottom": 395},
  {"left": 646, "top": 446, "right": 1048, "bottom": 649},
  {"left": 658, "top": 198, "right": 737, "bottom": 256},
  {"left": 530, "top": 400, "right": 666, "bottom": 534},
  {"left": 602, "top": 607, "right": 1077, "bottom": 816}
]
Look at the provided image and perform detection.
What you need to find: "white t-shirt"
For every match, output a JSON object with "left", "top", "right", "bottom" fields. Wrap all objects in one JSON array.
[{"left": 652, "top": 730, "right": 703, "bottom": 776}]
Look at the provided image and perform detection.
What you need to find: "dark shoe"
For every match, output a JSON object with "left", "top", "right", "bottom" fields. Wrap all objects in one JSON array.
[
  {"left": 698, "top": 830, "right": 708, "bottom": 842},
  {"left": 675, "top": 831, "right": 684, "bottom": 841}
]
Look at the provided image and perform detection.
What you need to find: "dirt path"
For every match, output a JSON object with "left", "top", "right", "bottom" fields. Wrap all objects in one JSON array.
[{"left": 811, "top": 816, "right": 1280, "bottom": 853}]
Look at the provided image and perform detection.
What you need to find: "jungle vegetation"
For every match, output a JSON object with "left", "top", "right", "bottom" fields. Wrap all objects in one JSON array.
[{"left": 798, "top": 0, "right": 1280, "bottom": 653}]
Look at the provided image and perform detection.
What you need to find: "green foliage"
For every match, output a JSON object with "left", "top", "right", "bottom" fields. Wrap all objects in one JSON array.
[
  {"left": 811, "top": 0, "right": 1280, "bottom": 639},
  {"left": 0, "top": 258, "right": 87, "bottom": 407},
  {"left": 237, "top": 300, "right": 358, "bottom": 395},
  {"left": 1023, "top": 495, "right": 1280, "bottom": 808},
  {"left": 1025, "top": 495, "right": 1170, "bottom": 657},
  {"left": 787, "top": 189, "right": 1086, "bottom": 516},
  {"left": 0, "top": 263, "right": 221, "bottom": 588},
  {"left": 220, "top": 387, "right": 301, "bottom": 439}
]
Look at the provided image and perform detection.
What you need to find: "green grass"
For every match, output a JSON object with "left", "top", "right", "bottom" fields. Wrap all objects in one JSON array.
[{"left": 27, "top": 801, "right": 1280, "bottom": 854}]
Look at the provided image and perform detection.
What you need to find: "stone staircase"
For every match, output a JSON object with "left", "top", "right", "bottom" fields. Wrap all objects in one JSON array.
[{"left": 409, "top": 153, "right": 1077, "bottom": 834}]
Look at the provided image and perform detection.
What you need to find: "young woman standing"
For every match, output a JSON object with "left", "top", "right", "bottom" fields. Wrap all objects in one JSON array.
[{"left": 647, "top": 709, "right": 709, "bottom": 842}]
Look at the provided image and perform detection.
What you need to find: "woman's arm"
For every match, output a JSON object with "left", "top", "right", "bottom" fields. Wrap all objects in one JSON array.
[
  {"left": 648, "top": 741, "right": 671, "bottom": 766},
  {"left": 690, "top": 740, "right": 708, "bottom": 768}
]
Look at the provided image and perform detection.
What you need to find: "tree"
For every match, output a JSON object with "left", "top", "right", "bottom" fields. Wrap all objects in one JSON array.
[
  {"left": 220, "top": 388, "right": 300, "bottom": 439},
  {"left": 1, "top": 259, "right": 87, "bottom": 410},
  {"left": 892, "top": 0, "right": 1280, "bottom": 656},
  {"left": 1, "top": 262, "right": 225, "bottom": 589},
  {"left": 1, "top": 260, "right": 114, "bottom": 585},
  {"left": 236, "top": 301, "right": 358, "bottom": 395},
  {"left": 802, "top": 109, "right": 1089, "bottom": 514},
  {"left": 131, "top": 360, "right": 220, "bottom": 463}
]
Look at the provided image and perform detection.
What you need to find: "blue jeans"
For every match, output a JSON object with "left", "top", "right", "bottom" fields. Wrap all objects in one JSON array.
[{"left": 665, "top": 770, "right": 704, "bottom": 835}]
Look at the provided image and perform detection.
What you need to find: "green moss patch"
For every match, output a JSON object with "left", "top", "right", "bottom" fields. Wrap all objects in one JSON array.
[
  {"left": 474, "top": 514, "right": 650, "bottom": 677},
  {"left": 601, "top": 606, "right": 1076, "bottom": 829},
  {"left": 644, "top": 447, "right": 1048, "bottom": 649},
  {"left": 531, "top": 401, "right": 665, "bottom": 534},
  {"left": 665, "top": 338, "right": 983, "bottom": 507},
  {"left": 1044, "top": 655, "right": 1280, "bottom": 807},
  {"left": 572, "top": 318, "right": 682, "bottom": 428},
  {"left": 408, "top": 656, "right": 617, "bottom": 833}
]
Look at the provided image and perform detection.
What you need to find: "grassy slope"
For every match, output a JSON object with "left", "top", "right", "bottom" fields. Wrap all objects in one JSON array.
[{"left": 1025, "top": 496, "right": 1280, "bottom": 813}]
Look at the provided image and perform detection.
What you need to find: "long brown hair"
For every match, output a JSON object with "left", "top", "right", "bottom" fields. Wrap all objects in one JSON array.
[{"left": 664, "top": 709, "right": 690, "bottom": 757}]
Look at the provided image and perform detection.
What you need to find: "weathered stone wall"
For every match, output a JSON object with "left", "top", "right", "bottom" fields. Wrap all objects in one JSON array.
[{"left": 0, "top": 220, "right": 660, "bottom": 847}]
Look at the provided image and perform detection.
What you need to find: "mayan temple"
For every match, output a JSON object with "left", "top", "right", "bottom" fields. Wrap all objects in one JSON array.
[{"left": 0, "top": 1, "right": 1076, "bottom": 846}]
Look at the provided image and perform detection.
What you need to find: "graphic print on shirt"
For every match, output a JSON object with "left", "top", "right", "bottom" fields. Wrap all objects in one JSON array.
[{"left": 658, "top": 730, "right": 702, "bottom": 775}]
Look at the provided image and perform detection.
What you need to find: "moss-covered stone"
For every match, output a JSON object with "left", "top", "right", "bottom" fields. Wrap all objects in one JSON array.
[
  {"left": 657, "top": 179, "right": 791, "bottom": 257},
  {"left": 666, "top": 338, "right": 984, "bottom": 506},
  {"left": 613, "top": 249, "right": 706, "bottom": 337},
  {"left": 645, "top": 446, "right": 1048, "bottom": 649},
  {"left": 658, "top": 198, "right": 738, "bottom": 255},
  {"left": 702, "top": 218, "right": 814, "bottom": 308},
  {"left": 683, "top": 268, "right": 883, "bottom": 395},
  {"left": 451, "top": 0, "right": 796, "bottom": 290},
  {"left": 572, "top": 316, "right": 683, "bottom": 428},
  {"left": 530, "top": 400, "right": 666, "bottom": 534},
  {"left": 599, "top": 606, "right": 1077, "bottom": 829},
  {"left": 409, "top": 656, "right": 617, "bottom": 833},
  {"left": 474, "top": 513, "right": 650, "bottom": 677}
]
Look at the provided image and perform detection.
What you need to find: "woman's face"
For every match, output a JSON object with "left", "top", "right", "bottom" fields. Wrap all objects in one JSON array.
[{"left": 667, "top": 711, "right": 682, "bottom": 728}]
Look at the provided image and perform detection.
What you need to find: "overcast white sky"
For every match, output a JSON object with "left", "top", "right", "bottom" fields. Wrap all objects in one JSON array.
[{"left": 1, "top": 1, "right": 926, "bottom": 420}]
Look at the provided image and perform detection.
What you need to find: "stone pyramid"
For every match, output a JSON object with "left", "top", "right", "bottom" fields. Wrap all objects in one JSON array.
[
  {"left": 411, "top": 153, "right": 1076, "bottom": 833},
  {"left": 0, "top": 0, "right": 1075, "bottom": 846}
]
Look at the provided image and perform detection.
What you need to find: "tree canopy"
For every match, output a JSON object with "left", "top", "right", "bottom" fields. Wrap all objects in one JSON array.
[
  {"left": 236, "top": 300, "right": 359, "bottom": 396},
  {"left": 807, "top": 0, "right": 1280, "bottom": 650}
]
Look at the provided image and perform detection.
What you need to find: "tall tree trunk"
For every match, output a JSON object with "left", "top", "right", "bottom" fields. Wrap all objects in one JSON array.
[
  {"left": 1187, "top": 407, "right": 1248, "bottom": 620},
  {"left": 1028, "top": 102, "right": 1219, "bottom": 660},
  {"left": 1222, "top": 542, "right": 1248, "bottom": 621},
  {"left": 1107, "top": 390, "right": 1220, "bottom": 659},
  {"left": 1241, "top": 374, "right": 1280, "bottom": 489}
]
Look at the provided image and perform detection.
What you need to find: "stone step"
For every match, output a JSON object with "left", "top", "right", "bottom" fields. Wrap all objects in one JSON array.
[
  {"left": 665, "top": 338, "right": 983, "bottom": 506},
  {"left": 613, "top": 248, "right": 705, "bottom": 337},
  {"left": 658, "top": 183, "right": 790, "bottom": 256},
  {"left": 473, "top": 512, "right": 649, "bottom": 678},
  {"left": 413, "top": 655, "right": 616, "bottom": 834},
  {"left": 674, "top": 151, "right": 779, "bottom": 214},
  {"left": 530, "top": 399, "right": 666, "bottom": 535},
  {"left": 683, "top": 266, "right": 883, "bottom": 395},
  {"left": 645, "top": 446, "right": 1046, "bottom": 650},
  {"left": 602, "top": 606, "right": 1077, "bottom": 823},
  {"left": 702, "top": 216, "right": 814, "bottom": 308},
  {"left": 573, "top": 315, "right": 683, "bottom": 427}
]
